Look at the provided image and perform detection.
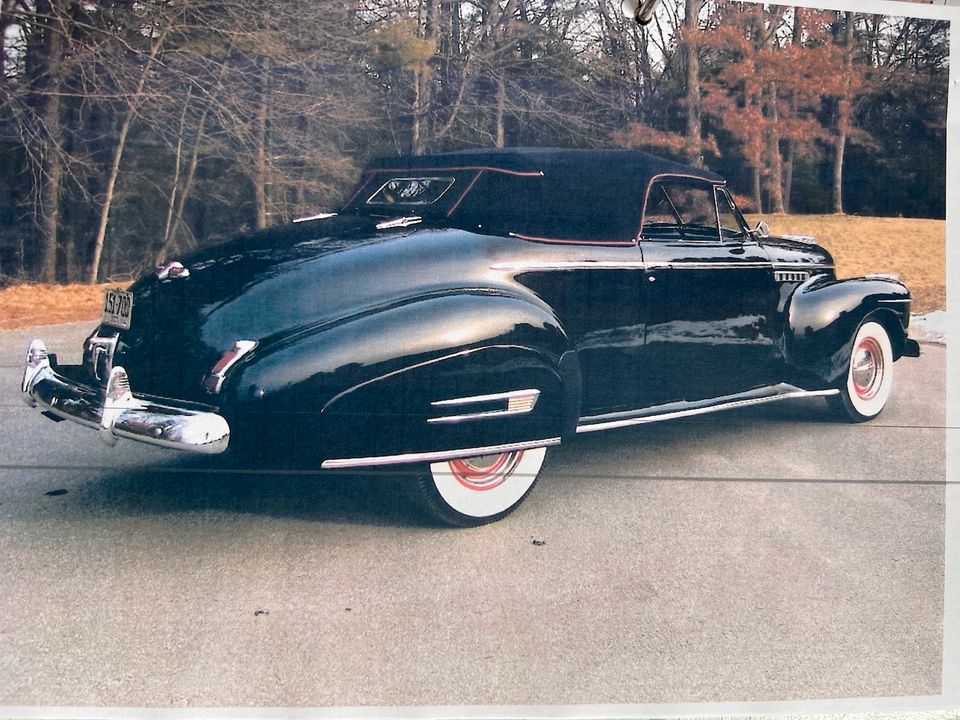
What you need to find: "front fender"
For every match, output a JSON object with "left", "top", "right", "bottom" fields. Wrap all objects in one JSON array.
[
  {"left": 784, "top": 275, "right": 911, "bottom": 387},
  {"left": 222, "top": 291, "right": 576, "bottom": 463}
]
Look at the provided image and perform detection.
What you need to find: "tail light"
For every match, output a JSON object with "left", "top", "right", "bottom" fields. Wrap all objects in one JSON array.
[{"left": 203, "top": 340, "right": 257, "bottom": 394}]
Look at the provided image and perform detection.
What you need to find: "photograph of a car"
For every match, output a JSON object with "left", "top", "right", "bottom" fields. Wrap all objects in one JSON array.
[
  {"left": 0, "top": 0, "right": 951, "bottom": 710},
  {"left": 21, "top": 147, "right": 921, "bottom": 526}
]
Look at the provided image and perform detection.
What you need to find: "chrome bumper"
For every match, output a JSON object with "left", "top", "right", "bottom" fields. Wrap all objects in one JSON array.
[{"left": 21, "top": 339, "right": 230, "bottom": 454}]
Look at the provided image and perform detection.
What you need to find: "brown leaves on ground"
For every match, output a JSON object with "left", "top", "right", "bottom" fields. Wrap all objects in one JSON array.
[
  {"left": 0, "top": 283, "right": 115, "bottom": 331},
  {"left": 0, "top": 215, "right": 946, "bottom": 331}
]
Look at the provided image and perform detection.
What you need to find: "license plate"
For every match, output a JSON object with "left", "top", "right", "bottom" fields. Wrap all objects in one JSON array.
[{"left": 102, "top": 289, "right": 133, "bottom": 330}]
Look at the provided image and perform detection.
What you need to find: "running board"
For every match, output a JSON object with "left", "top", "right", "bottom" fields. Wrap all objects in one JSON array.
[{"left": 576, "top": 384, "right": 840, "bottom": 434}]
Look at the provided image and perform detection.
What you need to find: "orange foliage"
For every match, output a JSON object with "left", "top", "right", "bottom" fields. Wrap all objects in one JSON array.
[{"left": 697, "top": 2, "right": 869, "bottom": 179}]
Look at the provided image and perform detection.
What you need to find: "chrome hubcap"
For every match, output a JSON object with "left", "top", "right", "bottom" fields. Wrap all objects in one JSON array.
[
  {"left": 851, "top": 337, "right": 884, "bottom": 400},
  {"left": 448, "top": 451, "right": 524, "bottom": 491}
]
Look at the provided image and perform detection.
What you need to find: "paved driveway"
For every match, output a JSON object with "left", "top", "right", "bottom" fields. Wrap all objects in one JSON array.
[{"left": 0, "top": 323, "right": 946, "bottom": 707}]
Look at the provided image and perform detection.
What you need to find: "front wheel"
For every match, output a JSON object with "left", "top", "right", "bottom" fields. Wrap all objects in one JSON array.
[
  {"left": 828, "top": 320, "right": 894, "bottom": 422},
  {"left": 410, "top": 447, "right": 548, "bottom": 527}
]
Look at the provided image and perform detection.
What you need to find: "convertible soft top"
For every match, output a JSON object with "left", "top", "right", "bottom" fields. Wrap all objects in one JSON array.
[
  {"left": 349, "top": 148, "right": 725, "bottom": 242},
  {"left": 365, "top": 147, "right": 722, "bottom": 183}
]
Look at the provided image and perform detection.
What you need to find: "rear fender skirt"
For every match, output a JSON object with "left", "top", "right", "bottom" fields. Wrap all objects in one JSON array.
[
  {"left": 784, "top": 276, "right": 911, "bottom": 387},
  {"left": 319, "top": 344, "right": 567, "bottom": 461}
]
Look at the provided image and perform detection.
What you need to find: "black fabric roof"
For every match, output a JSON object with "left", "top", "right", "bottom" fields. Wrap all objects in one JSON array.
[
  {"left": 365, "top": 147, "right": 723, "bottom": 184},
  {"left": 355, "top": 148, "right": 726, "bottom": 242}
]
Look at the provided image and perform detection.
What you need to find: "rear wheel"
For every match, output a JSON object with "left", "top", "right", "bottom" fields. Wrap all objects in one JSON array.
[
  {"left": 828, "top": 320, "right": 894, "bottom": 422},
  {"left": 411, "top": 447, "right": 548, "bottom": 527}
]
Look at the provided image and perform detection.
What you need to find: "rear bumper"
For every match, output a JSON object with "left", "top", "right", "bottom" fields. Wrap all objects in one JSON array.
[{"left": 21, "top": 339, "right": 230, "bottom": 454}]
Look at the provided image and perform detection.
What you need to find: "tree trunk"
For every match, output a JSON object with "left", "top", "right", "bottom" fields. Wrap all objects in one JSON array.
[
  {"left": 782, "top": 94, "right": 797, "bottom": 212},
  {"left": 35, "top": 0, "right": 65, "bottom": 283},
  {"left": 684, "top": 0, "right": 702, "bottom": 166},
  {"left": 782, "top": 7, "right": 804, "bottom": 213},
  {"left": 87, "top": 22, "right": 171, "bottom": 283},
  {"left": 160, "top": 94, "right": 191, "bottom": 260},
  {"left": 636, "top": 24, "right": 652, "bottom": 116},
  {"left": 832, "top": 11, "right": 855, "bottom": 215},
  {"left": 752, "top": 166, "right": 762, "bottom": 214},
  {"left": 494, "top": 75, "right": 506, "bottom": 148},
  {"left": 832, "top": 131, "right": 846, "bottom": 215},
  {"left": 253, "top": 66, "right": 270, "bottom": 228},
  {"left": 765, "top": 82, "right": 785, "bottom": 213},
  {"left": 156, "top": 108, "right": 207, "bottom": 264},
  {"left": 410, "top": 66, "right": 425, "bottom": 155}
]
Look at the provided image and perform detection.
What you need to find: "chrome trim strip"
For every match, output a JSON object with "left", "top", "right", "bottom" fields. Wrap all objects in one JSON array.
[
  {"left": 877, "top": 298, "right": 910, "bottom": 303},
  {"left": 320, "top": 437, "right": 562, "bottom": 469},
  {"left": 427, "top": 408, "right": 534, "bottom": 425},
  {"left": 428, "top": 389, "right": 540, "bottom": 424},
  {"left": 376, "top": 215, "right": 423, "bottom": 230},
  {"left": 772, "top": 263, "right": 834, "bottom": 270},
  {"left": 431, "top": 389, "right": 540, "bottom": 407},
  {"left": 491, "top": 261, "right": 648, "bottom": 271},
  {"left": 576, "top": 387, "right": 840, "bottom": 434},
  {"left": 491, "top": 260, "right": 833, "bottom": 273},
  {"left": 293, "top": 212, "right": 336, "bottom": 223},
  {"left": 645, "top": 261, "right": 772, "bottom": 270}
]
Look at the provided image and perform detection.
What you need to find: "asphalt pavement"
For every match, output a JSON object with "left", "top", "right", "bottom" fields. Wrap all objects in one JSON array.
[{"left": 0, "top": 322, "right": 947, "bottom": 707}]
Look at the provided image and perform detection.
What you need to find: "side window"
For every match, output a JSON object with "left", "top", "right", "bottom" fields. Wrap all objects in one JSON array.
[
  {"left": 716, "top": 188, "right": 746, "bottom": 241},
  {"left": 641, "top": 179, "right": 721, "bottom": 241}
]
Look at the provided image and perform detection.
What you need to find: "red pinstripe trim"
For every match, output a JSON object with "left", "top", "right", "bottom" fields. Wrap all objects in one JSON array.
[
  {"left": 447, "top": 170, "right": 484, "bottom": 217},
  {"left": 343, "top": 174, "right": 374, "bottom": 207},
  {"left": 509, "top": 232, "right": 634, "bottom": 246},
  {"left": 371, "top": 165, "right": 544, "bottom": 177}
]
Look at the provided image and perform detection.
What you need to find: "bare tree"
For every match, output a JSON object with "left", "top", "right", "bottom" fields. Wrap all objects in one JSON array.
[{"left": 832, "top": 10, "right": 855, "bottom": 214}]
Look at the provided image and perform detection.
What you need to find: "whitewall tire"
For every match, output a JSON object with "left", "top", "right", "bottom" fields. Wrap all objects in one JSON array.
[
  {"left": 412, "top": 447, "right": 548, "bottom": 526},
  {"left": 830, "top": 320, "right": 894, "bottom": 422}
]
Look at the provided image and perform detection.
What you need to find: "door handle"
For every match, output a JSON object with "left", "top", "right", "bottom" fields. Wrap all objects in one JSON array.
[{"left": 728, "top": 246, "right": 746, "bottom": 255}]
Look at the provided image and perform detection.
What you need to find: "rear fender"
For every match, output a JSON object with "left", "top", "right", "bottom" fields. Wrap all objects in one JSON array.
[
  {"left": 784, "top": 275, "right": 911, "bottom": 387},
  {"left": 222, "top": 291, "right": 576, "bottom": 462}
]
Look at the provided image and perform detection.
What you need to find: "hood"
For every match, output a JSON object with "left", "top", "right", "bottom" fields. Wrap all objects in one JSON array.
[{"left": 761, "top": 234, "right": 835, "bottom": 269}]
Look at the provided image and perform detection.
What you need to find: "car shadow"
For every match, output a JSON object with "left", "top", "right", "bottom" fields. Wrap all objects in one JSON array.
[
  {"left": 85, "top": 455, "right": 433, "bottom": 527},
  {"left": 64, "top": 396, "right": 833, "bottom": 525}
]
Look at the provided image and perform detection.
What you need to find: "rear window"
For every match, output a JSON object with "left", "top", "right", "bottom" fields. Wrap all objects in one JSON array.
[{"left": 366, "top": 177, "right": 455, "bottom": 206}]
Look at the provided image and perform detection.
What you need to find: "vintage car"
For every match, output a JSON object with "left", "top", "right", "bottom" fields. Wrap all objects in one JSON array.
[{"left": 21, "top": 148, "right": 920, "bottom": 526}]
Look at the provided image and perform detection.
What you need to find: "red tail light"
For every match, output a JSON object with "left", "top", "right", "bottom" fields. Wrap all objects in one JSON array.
[{"left": 202, "top": 340, "right": 257, "bottom": 394}]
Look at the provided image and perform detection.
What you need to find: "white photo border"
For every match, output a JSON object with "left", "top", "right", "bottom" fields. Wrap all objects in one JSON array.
[{"left": 0, "top": 0, "right": 955, "bottom": 717}]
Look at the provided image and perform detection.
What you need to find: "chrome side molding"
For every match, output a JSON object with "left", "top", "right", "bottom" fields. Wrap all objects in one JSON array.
[
  {"left": 577, "top": 384, "right": 841, "bottom": 434},
  {"left": 321, "top": 437, "right": 561, "bottom": 469},
  {"left": 428, "top": 388, "right": 540, "bottom": 424}
]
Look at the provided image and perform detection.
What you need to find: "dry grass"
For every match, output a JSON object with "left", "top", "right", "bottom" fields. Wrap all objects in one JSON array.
[
  {"left": 0, "top": 283, "right": 116, "bottom": 331},
  {"left": 751, "top": 214, "right": 945, "bottom": 314},
  {"left": 0, "top": 215, "right": 946, "bottom": 330}
]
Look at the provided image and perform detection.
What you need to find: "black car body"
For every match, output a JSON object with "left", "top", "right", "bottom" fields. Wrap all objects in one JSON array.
[{"left": 22, "top": 148, "right": 920, "bottom": 525}]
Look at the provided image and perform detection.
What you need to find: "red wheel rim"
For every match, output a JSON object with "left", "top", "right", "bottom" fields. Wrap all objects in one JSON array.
[
  {"left": 851, "top": 337, "right": 884, "bottom": 400},
  {"left": 447, "top": 451, "right": 524, "bottom": 491}
]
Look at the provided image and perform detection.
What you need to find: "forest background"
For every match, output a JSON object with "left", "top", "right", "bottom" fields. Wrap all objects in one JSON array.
[{"left": 0, "top": 0, "right": 949, "bottom": 285}]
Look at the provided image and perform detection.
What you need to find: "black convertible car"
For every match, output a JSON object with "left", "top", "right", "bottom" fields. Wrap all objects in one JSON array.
[{"left": 22, "top": 148, "right": 920, "bottom": 525}]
